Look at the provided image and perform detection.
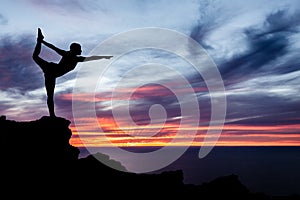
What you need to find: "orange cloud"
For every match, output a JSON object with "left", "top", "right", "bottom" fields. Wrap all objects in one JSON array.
[{"left": 70, "top": 119, "right": 300, "bottom": 147}]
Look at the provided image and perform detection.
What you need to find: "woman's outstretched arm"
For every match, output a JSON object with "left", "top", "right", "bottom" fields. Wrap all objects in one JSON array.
[{"left": 79, "top": 55, "right": 113, "bottom": 62}]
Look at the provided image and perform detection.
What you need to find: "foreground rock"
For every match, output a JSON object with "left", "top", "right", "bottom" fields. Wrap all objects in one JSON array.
[{"left": 1, "top": 116, "right": 299, "bottom": 199}]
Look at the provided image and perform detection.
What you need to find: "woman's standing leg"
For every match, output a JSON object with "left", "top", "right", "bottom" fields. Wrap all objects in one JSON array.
[{"left": 45, "top": 74, "right": 56, "bottom": 117}]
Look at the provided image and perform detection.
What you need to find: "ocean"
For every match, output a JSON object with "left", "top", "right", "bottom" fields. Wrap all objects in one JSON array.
[{"left": 78, "top": 146, "right": 300, "bottom": 196}]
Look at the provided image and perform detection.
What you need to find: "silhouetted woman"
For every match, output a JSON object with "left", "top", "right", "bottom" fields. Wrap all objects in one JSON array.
[{"left": 33, "top": 28, "right": 112, "bottom": 117}]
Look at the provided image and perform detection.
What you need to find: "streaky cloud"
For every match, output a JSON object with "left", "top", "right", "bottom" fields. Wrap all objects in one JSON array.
[
  {"left": 0, "top": 34, "right": 43, "bottom": 93},
  {"left": 220, "top": 9, "right": 300, "bottom": 83},
  {"left": 29, "top": 0, "right": 101, "bottom": 13}
]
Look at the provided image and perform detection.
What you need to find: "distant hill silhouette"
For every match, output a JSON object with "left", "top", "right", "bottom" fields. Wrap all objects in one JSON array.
[{"left": 1, "top": 115, "right": 299, "bottom": 199}]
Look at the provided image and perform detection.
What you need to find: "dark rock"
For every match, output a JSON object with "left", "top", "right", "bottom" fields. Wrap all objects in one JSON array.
[{"left": 1, "top": 116, "right": 298, "bottom": 199}]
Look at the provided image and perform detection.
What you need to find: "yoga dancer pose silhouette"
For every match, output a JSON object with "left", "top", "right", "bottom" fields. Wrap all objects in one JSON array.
[{"left": 33, "top": 28, "right": 112, "bottom": 117}]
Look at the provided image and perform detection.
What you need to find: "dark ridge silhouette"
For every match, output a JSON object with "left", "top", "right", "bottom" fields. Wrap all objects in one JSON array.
[{"left": 1, "top": 115, "right": 299, "bottom": 199}]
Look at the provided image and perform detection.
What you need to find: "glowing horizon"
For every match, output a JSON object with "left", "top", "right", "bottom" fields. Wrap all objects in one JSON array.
[{"left": 69, "top": 123, "right": 300, "bottom": 147}]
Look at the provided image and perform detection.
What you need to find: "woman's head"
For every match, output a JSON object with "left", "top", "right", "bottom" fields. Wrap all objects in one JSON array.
[{"left": 70, "top": 42, "right": 82, "bottom": 55}]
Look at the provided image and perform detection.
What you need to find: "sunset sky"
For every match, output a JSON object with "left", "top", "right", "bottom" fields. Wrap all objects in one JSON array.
[{"left": 1, "top": 0, "right": 300, "bottom": 148}]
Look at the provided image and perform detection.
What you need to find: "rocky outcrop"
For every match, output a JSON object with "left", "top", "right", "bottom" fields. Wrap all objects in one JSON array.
[{"left": 1, "top": 115, "right": 299, "bottom": 199}]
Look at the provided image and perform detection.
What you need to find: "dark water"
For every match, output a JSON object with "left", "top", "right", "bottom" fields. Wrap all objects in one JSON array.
[{"left": 78, "top": 146, "right": 300, "bottom": 196}]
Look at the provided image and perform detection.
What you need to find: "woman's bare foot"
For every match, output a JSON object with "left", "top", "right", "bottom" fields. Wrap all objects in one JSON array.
[{"left": 37, "top": 28, "right": 44, "bottom": 42}]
